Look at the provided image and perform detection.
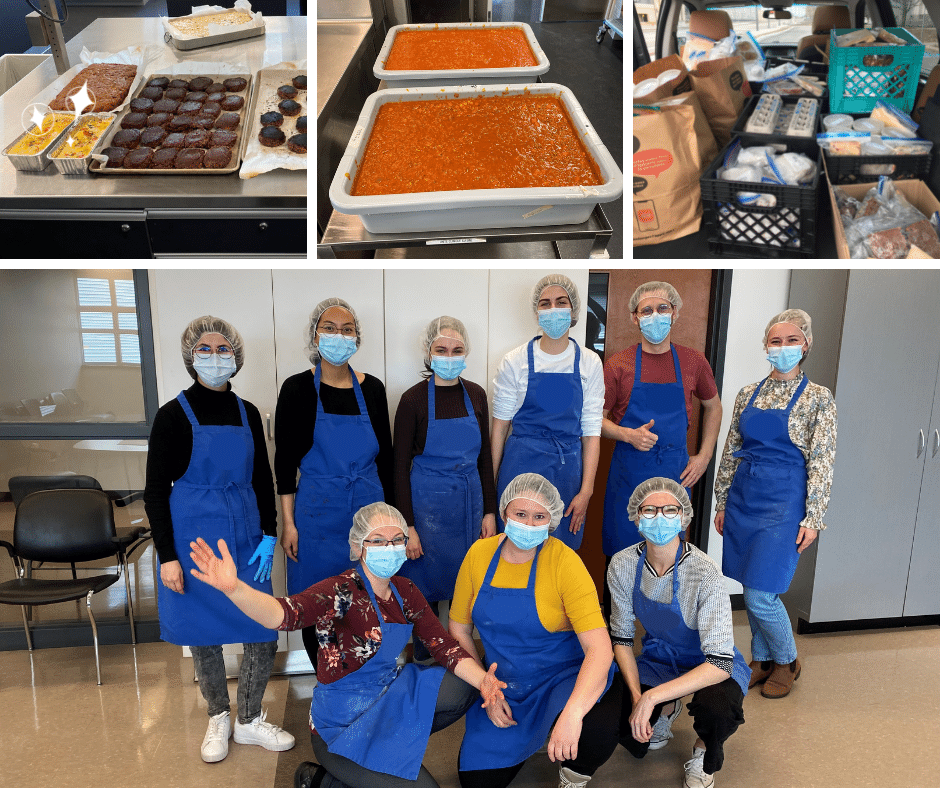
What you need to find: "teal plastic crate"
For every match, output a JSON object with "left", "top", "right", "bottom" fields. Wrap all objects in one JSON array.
[{"left": 828, "top": 28, "right": 924, "bottom": 113}]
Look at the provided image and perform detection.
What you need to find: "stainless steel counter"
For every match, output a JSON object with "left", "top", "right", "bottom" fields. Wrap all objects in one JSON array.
[{"left": 317, "top": 20, "right": 373, "bottom": 124}]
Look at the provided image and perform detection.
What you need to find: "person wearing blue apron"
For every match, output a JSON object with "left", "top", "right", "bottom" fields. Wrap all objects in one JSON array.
[
  {"left": 491, "top": 275, "right": 604, "bottom": 551},
  {"left": 394, "top": 317, "right": 497, "bottom": 663},
  {"left": 450, "top": 473, "right": 619, "bottom": 788},
  {"left": 145, "top": 316, "right": 293, "bottom": 764},
  {"left": 714, "top": 310, "right": 836, "bottom": 700},
  {"left": 187, "top": 501, "right": 508, "bottom": 788},
  {"left": 608, "top": 478, "right": 749, "bottom": 788}
]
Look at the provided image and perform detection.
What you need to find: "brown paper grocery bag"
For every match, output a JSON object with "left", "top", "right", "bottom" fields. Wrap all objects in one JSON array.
[
  {"left": 633, "top": 55, "right": 694, "bottom": 103},
  {"left": 633, "top": 104, "right": 702, "bottom": 246},
  {"left": 644, "top": 92, "right": 718, "bottom": 170},
  {"left": 689, "top": 55, "right": 751, "bottom": 147}
]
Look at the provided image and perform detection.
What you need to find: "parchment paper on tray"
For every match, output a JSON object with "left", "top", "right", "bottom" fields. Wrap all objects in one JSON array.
[
  {"left": 240, "top": 59, "right": 306, "bottom": 179},
  {"left": 162, "top": 1, "right": 263, "bottom": 41}
]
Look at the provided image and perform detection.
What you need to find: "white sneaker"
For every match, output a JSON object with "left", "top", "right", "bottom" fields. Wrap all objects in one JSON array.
[
  {"left": 684, "top": 747, "right": 715, "bottom": 788},
  {"left": 649, "top": 698, "right": 683, "bottom": 750},
  {"left": 233, "top": 708, "right": 296, "bottom": 752},
  {"left": 559, "top": 766, "right": 591, "bottom": 787},
  {"left": 201, "top": 711, "right": 232, "bottom": 763}
]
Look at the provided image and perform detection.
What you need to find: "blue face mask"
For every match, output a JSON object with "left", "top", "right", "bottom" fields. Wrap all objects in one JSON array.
[
  {"left": 638, "top": 313, "right": 672, "bottom": 345},
  {"left": 363, "top": 544, "right": 407, "bottom": 579},
  {"left": 538, "top": 308, "right": 572, "bottom": 340},
  {"left": 318, "top": 333, "right": 358, "bottom": 366},
  {"left": 638, "top": 514, "right": 683, "bottom": 546},
  {"left": 192, "top": 354, "right": 237, "bottom": 388},
  {"left": 766, "top": 345, "right": 803, "bottom": 373},
  {"left": 430, "top": 355, "right": 466, "bottom": 381},
  {"left": 504, "top": 518, "right": 550, "bottom": 551}
]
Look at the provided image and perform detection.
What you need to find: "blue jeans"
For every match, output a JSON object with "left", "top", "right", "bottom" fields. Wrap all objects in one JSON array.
[{"left": 741, "top": 587, "right": 798, "bottom": 665}]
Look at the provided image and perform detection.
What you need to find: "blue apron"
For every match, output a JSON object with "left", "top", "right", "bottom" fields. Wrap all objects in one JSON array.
[
  {"left": 603, "top": 345, "right": 690, "bottom": 556},
  {"left": 459, "top": 537, "right": 615, "bottom": 771},
  {"left": 159, "top": 392, "right": 275, "bottom": 646},
  {"left": 722, "top": 375, "right": 809, "bottom": 594},
  {"left": 310, "top": 572, "right": 445, "bottom": 781},
  {"left": 399, "top": 378, "right": 484, "bottom": 603},
  {"left": 497, "top": 338, "right": 584, "bottom": 549},
  {"left": 290, "top": 366, "right": 384, "bottom": 594},
  {"left": 634, "top": 543, "right": 750, "bottom": 697}
]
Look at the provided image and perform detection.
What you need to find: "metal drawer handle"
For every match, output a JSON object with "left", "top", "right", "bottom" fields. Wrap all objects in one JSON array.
[
  {"left": 121, "top": 224, "right": 130, "bottom": 233},
  {"left": 918, "top": 429, "right": 926, "bottom": 458},
  {"left": 259, "top": 222, "right": 268, "bottom": 231}
]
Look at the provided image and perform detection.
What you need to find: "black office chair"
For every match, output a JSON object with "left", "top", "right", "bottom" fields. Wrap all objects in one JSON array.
[
  {"left": 166, "top": 0, "right": 287, "bottom": 15},
  {"left": 0, "top": 489, "right": 146, "bottom": 684}
]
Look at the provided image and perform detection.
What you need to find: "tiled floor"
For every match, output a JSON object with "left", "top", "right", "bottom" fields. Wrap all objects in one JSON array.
[{"left": 2, "top": 613, "right": 937, "bottom": 787}]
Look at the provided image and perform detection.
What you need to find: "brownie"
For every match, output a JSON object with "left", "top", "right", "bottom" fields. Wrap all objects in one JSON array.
[
  {"left": 140, "top": 86, "right": 164, "bottom": 102},
  {"left": 296, "top": 116, "right": 306, "bottom": 134},
  {"left": 130, "top": 97, "right": 154, "bottom": 114},
  {"left": 185, "top": 91, "right": 208, "bottom": 104},
  {"left": 209, "top": 129, "right": 237, "bottom": 148},
  {"left": 101, "top": 146, "right": 128, "bottom": 168},
  {"left": 168, "top": 79, "right": 190, "bottom": 90},
  {"left": 152, "top": 98, "right": 181, "bottom": 114},
  {"left": 189, "top": 76, "right": 213, "bottom": 92},
  {"left": 165, "top": 87, "right": 188, "bottom": 101},
  {"left": 168, "top": 115, "right": 193, "bottom": 132},
  {"left": 204, "top": 146, "right": 232, "bottom": 169},
  {"left": 260, "top": 111, "right": 283, "bottom": 127},
  {"left": 903, "top": 219, "right": 940, "bottom": 257},
  {"left": 199, "top": 102, "right": 222, "bottom": 119},
  {"left": 176, "top": 148, "right": 204, "bottom": 169},
  {"left": 259, "top": 126, "right": 285, "bottom": 147},
  {"left": 192, "top": 115, "right": 217, "bottom": 130},
  {"left": 292, "top": 74, "right": 306, "bottom": 90},
  {"left": 207, "top": 91, "right": 226, "bottom": 103},
  {"left": 223, "top": 77, "right": 247, "bottom": 92},
  {"left": 278, "top": 99, "right": 301, "bottom": 117},
  {"left": 112, "top": 128, "right": 142, "bottom": 149},
  {"left": 146, "top": 112, "right": 173, "bottom": 128},
  {"left": 220, "top": 95, "right": 244, "bottom": 112},
  {"left": 124, "top": 147, "right": 154, "bottom": 169},
  {"left": 215, "top": 112, "right": 241, "bottom": 130},
  {"left": 147, "top": 77, "right": 169, "bottom": 89},
  {"left": 183, "top": 129, "right": 211, "bottom": 148},
  {"left": 120, "top": 112, "right": 148, "bottom": 129},
  {"left": 162, "top": 132, "right": 187, "bottom": 149},
  {"left": 178, "top": 101, "right": 202, "bottom": 116},
  {"left": 277, "top": 85, "right": 298, "bottom": 100},
  {"left": 287, "top": 133, "right": 306, "bottom": 154},
  {"left": 207, "top": 83, "right": 226, "bottom": 94},
  {"left": 140, "top": 127, "right": 167, "bottom": 148},
  {"left": 151, "top": 148, "right": 178, "bottom": 169}
]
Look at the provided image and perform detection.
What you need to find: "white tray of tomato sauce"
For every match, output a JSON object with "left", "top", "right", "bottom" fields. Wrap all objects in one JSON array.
[
  {"left": 374, "top": 22, "right": 549, "bottom": 88},
  {"left": 329, "top": 83, "right": 623, "bottom": 233}
]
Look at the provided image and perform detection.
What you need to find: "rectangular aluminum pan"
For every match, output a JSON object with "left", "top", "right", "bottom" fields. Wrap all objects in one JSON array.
[
  {"left": 329, "top": 83, "right": 623, "bottom": 234},
  {"left": 165, "top": 19, "right": 265, "bottom": 51},
  {"left": 374, "top": 22, "right": 550, "bottom": 88},
  {"left": 49, "top": 113, "right": 116, "bottom": 175},
  {"left": 2, "top": 113, "right": 75, "bottom": 172}
]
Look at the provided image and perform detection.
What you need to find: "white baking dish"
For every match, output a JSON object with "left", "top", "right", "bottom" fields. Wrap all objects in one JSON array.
[
  {"left": 329, "top": 83, "right": 622, "bottom": 234},
  {"left": 374, "top": 22, "right": 550, "bottom": 88}
]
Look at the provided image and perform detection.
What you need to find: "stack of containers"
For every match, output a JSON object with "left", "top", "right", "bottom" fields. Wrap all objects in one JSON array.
[{"left": 328, "top": 22, "right": 623, "bottom": 233}]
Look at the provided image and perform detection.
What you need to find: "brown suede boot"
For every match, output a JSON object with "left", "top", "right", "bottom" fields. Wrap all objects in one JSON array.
[
  {"left": 748, "top": 660, "right": 774, "bottom": 689},
  {"left": 761, "top": 658, "right": 801, "bottom": 698}
]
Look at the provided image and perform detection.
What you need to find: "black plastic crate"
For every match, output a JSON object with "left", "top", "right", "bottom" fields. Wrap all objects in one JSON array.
[
  {"left": 820, "top": 111, "right": 931, "bottom": 183},
  {"left": 700, "top": 137, "right": 820, "bottom": 258},
  {"left": 732, "top": 95, "right": 822, "bottom": 150}
]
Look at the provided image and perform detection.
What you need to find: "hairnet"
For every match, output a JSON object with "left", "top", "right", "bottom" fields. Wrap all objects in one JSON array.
[
  {"left": 423, "top": 316, "right": 471, "bottom": 357},
  {"left": 627, "top": 477, "right": 693, "bottom": 528},
  {"left": 532, "top": 274, "right": 581, "bottom": 327},
  {"left": 763, "top": 309, "right": 813, "bottom": 360},
  {"left": 180, "top": 315, "right": 245, "bottom": 381},
  {"left": 349, "top": 502, "right": 409, "bottom": 560},
  {"left": 499, "top": 473, "right": 565, "bottom": 532},
  {"left": 628, "top": 281, "right": 684, "bottom": 317},
  {"left": 306, "top": 298, "right": 362, "bottom": 364}
]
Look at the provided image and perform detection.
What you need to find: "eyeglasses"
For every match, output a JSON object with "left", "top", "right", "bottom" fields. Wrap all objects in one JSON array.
[
  {"left": 362, "top": 536, "right": 408, "bottom": 547},
  {"left": 635, "top": 304, "right": 674, "bottom": 318},
  {"left": 193, "top": 345, "right": 234, "bottom": 359},
  {"left": 318, "top": 325, "right": 357, "bottom": 337},
  {"left": 638, "top": 505, "right": 682, "bottom": 519}
]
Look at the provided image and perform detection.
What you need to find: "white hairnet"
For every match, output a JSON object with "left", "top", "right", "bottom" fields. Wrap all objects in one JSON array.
[
  {"left": 423, "top": 316, "right": 471, "bottom": 357},
  {"left": 499, "top": 473, "right": 565, "bottom": 532},
  {"left": 349, "top": 502, "right": 409, "bottom": 560},
  {"left": 763, "top": 309, "right": 813, "bottom": 360},
  {"left": 306, "top": 298, "right": 362, "bottom": 364},
  {"left": 627, "top": 477, "right": 693, "bottom": 528},
  {"left": 180, "top": 315, "right": 244, "bottom": 381},
  {"left": 532, "top": 274, "right": 581, "bottom": 327},
  {"left": 628, "top": 281, "right": 684, "bottom": 317}
]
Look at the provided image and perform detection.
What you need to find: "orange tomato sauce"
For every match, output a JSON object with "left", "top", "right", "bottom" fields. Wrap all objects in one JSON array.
[
  {"left": 384, "top": 28, "right": 538, "bottom": 70},
  {"left": 351, "top": 95, "right": 603, "bottom": 196}
]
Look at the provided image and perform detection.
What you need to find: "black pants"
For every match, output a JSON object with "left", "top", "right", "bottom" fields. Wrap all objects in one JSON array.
[
  {"left": 457, "top": 675, "right": 623, "bottom": 788},
  {"left": 620, "top": 674, "right": 745, "bottom": 775}
]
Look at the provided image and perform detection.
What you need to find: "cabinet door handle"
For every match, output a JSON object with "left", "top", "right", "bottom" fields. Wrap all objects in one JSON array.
[
  {"left": 266, "top": 413, "right": 272, "bottom": 441},
  {"left": 934, "top": 429, "right": 940, "bottom": 458},
  {"left": 918, "top": 429, "right": 926, "bottom": 458}
]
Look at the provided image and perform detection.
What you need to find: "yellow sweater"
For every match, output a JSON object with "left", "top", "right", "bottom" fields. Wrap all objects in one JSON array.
[{"left": 450, "top": 535, "right": 605, "bottom": 635}]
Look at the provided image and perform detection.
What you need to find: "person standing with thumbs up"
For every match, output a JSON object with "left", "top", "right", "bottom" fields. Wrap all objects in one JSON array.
[{"left": 601, "top": 282, "right": 723, "bottom": 562}]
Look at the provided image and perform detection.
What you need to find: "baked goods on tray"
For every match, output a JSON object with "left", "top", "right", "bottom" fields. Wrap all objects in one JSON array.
[{"left": 49, "top": 64, "right": 138, "bottom": 113}]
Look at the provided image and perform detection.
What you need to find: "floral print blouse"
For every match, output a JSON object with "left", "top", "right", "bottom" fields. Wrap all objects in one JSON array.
[{"left": 714, "top": 372, "right": 837, "bottom": 530}]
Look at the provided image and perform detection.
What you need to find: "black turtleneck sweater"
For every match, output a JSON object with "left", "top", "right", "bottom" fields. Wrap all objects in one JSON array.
[{"left": 144, "top": 381, "right": 277, "bottom": 564}]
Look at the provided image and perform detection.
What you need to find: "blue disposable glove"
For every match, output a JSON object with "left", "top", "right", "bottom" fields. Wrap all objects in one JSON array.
[{"left": 248, "top": 535, "right": 277, "bottom": 583}]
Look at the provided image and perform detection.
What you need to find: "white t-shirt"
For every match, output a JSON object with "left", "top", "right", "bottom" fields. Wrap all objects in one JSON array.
[{"left": 492, "top": 338, "right": 604, "bottom": 437}]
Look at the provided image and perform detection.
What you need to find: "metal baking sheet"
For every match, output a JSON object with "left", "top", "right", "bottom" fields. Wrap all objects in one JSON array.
[{"left": 89, "top": 72, "right": 253, "bottom": 176}]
